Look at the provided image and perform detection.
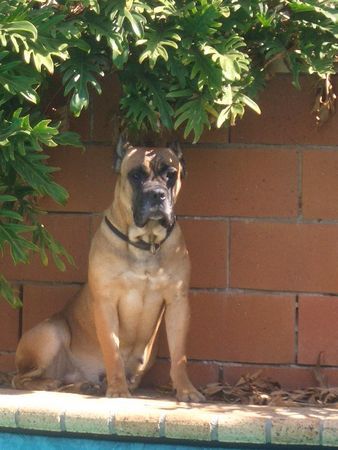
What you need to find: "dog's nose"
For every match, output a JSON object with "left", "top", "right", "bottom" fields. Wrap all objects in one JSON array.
[{"left": 150, "top": 189, "right": 166, "bottom": 203}]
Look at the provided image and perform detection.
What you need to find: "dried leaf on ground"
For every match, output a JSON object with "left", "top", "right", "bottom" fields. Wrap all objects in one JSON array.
[
  {"left": 202, "top": 370, "right": 338, "bottom": 407},
  {"left": 2, "top": 363, "right": 338, "bottom": 408}
]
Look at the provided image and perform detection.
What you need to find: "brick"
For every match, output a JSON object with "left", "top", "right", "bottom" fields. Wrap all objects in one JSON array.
[
  {"left": 69, "top": 110, "right": 91, "bottom": 142},
  {"left": 141, "top": 359, "right": 171, "bottom": 388},
  {"left": 231, "top": 74, "right": 338, "bottom": 145},
  {"left": 159, "top": 292, "right": 295, "bottom": 364},
  {"left": 186, "top": 362, "right": 219, "bottom": 387},
  {"left": 16, "top": 404, "right": 63, "bottom": 432},
  {"left": 271, "top": 414, "right": 320, "bottom": 446},
  {"left": 198, "top": 126, "right": 229, "bottom": 144},
  {"left": 325, "top": 370, "right": 338, "bottom": 387},
  {"left": 222, "top": 365, "right": 318, "bottom": 390},
  {"left": 323, "top": 414, "right": 338, "bottom": 447},
  {"left": 0, "top": 353, "right": 16, "bottom": 372},
  {"left": 142, "top": 359, "right": 219, "bottom": 389},
  {"left": 303, "top": 150, "right": 338, "bottom": 220},
  {"left": 165, "top": 411, "right": 211, "bottom": 441},
  {"left": 65, "top": 402, "right": 111, "bottom": 434},
  {"left": 180, "top": 126, "right": 229, "bottom": 144},
  {"left": 91, "top": 73, "right": 121, "bottom": 142},
  {"left": 231, "top": 221, "right": 338, "bottom": 293},
  {"left": 90, "top": 214, "right": 103, "bottom": 239},
  {"left": 218, "top": 411, "right": 266, "bottom": 444},
  {"left": 40, "top": 145, "right": 116, "bottom": 213},
  {"left": 0, "top": 214, "right": 91, "bottom": 283},
  {"left": 0, "top": 301, "right": 20, "bottom": 351},
  {"left": 180, "top": 219, "right": 227, "bottom": 288},
  {"left": 298, "top": 295, "right": 338, "bottom": 366},
  {"left": 22, "top": 284, "right": 81, "bottom": 333},
  {"left": 115, "top": 410, "right": 160, "bottom": 438},
  {"left": 177, "top": 148, "right": 298, "bottom": 217}
]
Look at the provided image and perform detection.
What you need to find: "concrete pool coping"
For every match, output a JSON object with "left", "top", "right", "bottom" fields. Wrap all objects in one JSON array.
[{"left": 1, "top": 388, "right": 338, "bottom": 447}]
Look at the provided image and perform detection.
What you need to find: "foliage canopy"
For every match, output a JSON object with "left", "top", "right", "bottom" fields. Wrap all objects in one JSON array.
[{"left": 0, "top": 0, "right": 337, "bottom": 306}]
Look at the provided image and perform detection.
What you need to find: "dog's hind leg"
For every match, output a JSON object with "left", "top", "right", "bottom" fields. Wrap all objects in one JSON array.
[
  {"left": 12, "top": 316, "right": 70, "bottom": 391},
  {"left": 12, "top": 367, "right": 62, "bottom": 391}
]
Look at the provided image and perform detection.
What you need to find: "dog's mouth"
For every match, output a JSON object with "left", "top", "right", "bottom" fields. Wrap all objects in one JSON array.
[{"left": 133, "top": 202, "right": 174, "bottom": 229}]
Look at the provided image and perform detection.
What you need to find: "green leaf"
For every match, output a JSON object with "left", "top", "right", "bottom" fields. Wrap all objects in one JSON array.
[
  {"left": 0, "top": 64, "right": 39, "bottom": 104},
  {"left": 0, "top": 209, "right": 23, "bottom": 221},
  {"left": 216, "top": 105, "right": 231, "bottom": 128},
  {"left": 54, "top": 131, "right": 84, "bottom": 149},
  {"left": 124, "top": 8, "right": 144, "bottom": 38},
  {"left": 174, "top": 96, "right": 210, "bottom": 143},
  {"left": 240, "top": 94, "right": 261, "bottom": 115},
  {"left": 137, "top": 27, "right": 180, "bottom": 68},
  {"left": 0, "top": 21, "right": 38, "bottom": 41},
  {"left": 61, "top": 51, "right": 103, "bottom": 117},
  {"left": 0, "top": 194, "right": 17, "bottom": 202},
  {"left": 33, "top": 223, "right": 75, "bottom": 271},
  {"left": 0, "top": 275, "right": 22, "bottom": 308},
  {"left": 0, "top": 222, "right": 38, "bottom": 264},
  {"left": 11, "top": 153, "right": 69, "bottom": 205},
  {"left": 188, "top": 47, "right": 222, "bottom": 89}
]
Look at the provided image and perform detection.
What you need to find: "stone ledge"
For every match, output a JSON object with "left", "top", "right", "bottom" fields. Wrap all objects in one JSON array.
[{"left": 1, "top": 388, "right": 338, "bottom": 446}]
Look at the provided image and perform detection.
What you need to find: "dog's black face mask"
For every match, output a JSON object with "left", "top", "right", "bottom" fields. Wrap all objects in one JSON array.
[{"left": 128, "top": 160, "right": 178, "bottom": 229}]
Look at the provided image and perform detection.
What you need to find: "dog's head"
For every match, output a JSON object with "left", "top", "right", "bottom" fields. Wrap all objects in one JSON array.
[{"left": 114, "top": 138, "right": 185, "bottom": 229}]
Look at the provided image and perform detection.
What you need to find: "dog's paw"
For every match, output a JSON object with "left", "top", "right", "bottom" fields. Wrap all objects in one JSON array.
[
  {"left": 176, "top": 387, "right": 206, "bottom": 403},
  {"left": 105, "top": 383, "right": 131, "bottom": 398},
  {"left": 80, "top": 382, "right": 103, "bottom": 396}
]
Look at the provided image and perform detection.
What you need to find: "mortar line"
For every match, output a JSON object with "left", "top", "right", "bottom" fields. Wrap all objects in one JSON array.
[
  {"left": 155, "top": 356, "right": 338, "bottom": 370},
  {"left": 189, "top": 286, "right": 338, "bottom": 298},
  {"left": 297, "top": 148, "right": 303, "bottom": 222},
  {"left": 89, "top": 97, "right": 95, "bottom": 141},
  {"left": 319, "top": 418, "right": 324, "bottom": 446},
  {"left": 181, "top": 143, "right": 338, "bottom": 151},
  {"left": 18, "top": 284, "right": 24, "bottom": 340},
  {"left": 295, "top": 294, "right": 300, "bottom": 364},
  {"left": 218, "top": 364, "right": 224, "bottom": 384},
  {"left": 210, "top": 415, "right": 219, "bottom": 441},
  {"left": 227, "top": 122, "right": 232, "bottom": 144},
  {"left": 42, "top": 211, "right": 338, "bottom": 225},
  {"left": 178, "top": 215, "right": 338, "bottom": 225},
  {"left": 158, "top": 413, "right": 166, "bottom": 438},
  {"left": 79, "top": 140, "right": 338, "bottom": 151},
  {"left": 226, "top": 218, "right": 231, "bottom": 289},
  {"left": 12, "top": 280, "right": 338, "bottom": 299},
  {"left": 265, "top": 418, "right": 272, "bottom": 444}
]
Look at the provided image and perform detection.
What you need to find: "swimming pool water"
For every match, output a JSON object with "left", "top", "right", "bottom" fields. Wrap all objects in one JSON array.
[{"left": 0, "top": 432, "right": 249, "bottom": 450}]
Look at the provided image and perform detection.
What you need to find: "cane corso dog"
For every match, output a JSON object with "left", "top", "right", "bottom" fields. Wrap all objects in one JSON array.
[{"left": 13, "top": 139, "right": 204, "bottom": 402}]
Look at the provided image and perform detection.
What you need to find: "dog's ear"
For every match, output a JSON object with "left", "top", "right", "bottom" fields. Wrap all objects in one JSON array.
[
  {"left": 114, "top": 136, "right": 129, "bottom": 173},
  {"left": 168, "top": 141, "right": 186, "bottom": 178}
]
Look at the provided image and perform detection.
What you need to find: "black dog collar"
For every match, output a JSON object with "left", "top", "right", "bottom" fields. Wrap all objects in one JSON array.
[{"left": 104, "top": 216, "right": 176, "bottom": 254}]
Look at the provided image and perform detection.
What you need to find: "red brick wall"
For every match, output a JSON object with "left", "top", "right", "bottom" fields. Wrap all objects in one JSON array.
[{"left": 1, "top": 74, "right": 338, "bottom": 391}]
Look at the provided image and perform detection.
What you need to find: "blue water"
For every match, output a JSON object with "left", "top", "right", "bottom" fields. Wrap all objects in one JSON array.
[{"left": 0, "top": 432, "right": 242, "bottom": 450}]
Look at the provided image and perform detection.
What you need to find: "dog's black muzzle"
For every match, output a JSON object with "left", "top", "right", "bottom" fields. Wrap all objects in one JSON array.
[{"left": 133, "top": 185, "right": 174, "bottom": 228}]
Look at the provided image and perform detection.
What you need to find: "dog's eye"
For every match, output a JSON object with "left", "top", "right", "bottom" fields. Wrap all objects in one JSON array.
[
  {"left": 129, "top": 169, "right": 148, "bottom": 183},
  {"left": 166, "top": 169, "right": 177, "bottom": 180},
  {"left": 164, "top": 169, "right": 177, "bottom": 186},
  {"left": 160, "top": 165, "right": 177, "bottom": 181}
]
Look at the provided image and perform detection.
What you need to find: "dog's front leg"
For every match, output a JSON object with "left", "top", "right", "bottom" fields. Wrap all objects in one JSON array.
[
  {"left": 165, "top": 293, "right": 205, "bottom": 402},
  {"left": 93, "top": 300, "right": 130, "bottom": 398}
]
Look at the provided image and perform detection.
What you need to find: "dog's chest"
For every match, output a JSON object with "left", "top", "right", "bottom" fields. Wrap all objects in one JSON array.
[{"left": 121, "top": 264, "right": 170, "bottom": 292}]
